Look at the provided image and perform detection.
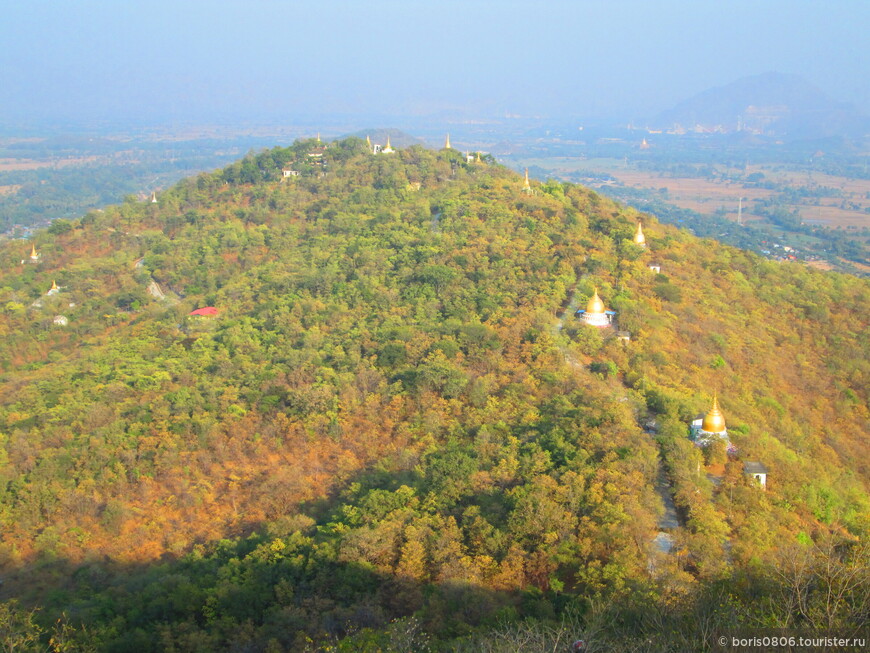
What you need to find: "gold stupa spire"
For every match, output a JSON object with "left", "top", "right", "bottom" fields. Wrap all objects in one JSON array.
[
  {"left": 316, "top": 132, "right": 321, "bottom": 143},
  {"left": 586, "top": 288, "right": 606, "bottom": 315},
  {"left": 523, "top": 168, "right": 531, "bottom": 191},
  {"left": 30, "top": 244, "right": 39, "bottom": 260},
  {"left": 445, "top": 133, "right": 452, "bottom": 149},
  {"left": 386, "top": 135, "right": 391, "bottom": 148},
  {"left": 476, "top": 151, "right": 482, "bottom": 163},
  {"left": 701, "top": 395, "right": 726, "bottom": 433},
  {"left": 366, "top": 134, "right": 371, "bottom": 146},
  {"left": 634, "top": 221, "right": 646, "bottom": 245},
  {"left": 50, "top": 280, "right": 58, "bottom": 291}
]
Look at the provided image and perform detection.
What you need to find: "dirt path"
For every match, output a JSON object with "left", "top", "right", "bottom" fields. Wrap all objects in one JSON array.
[{"left": 555, "top": 283, "right": 682, "bottom": 562}]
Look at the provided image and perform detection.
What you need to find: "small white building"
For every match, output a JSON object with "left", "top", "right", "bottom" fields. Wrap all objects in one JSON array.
[
  {"left": 282, "top": 169, "right": 300, "bottom": 178},
  {"left": 648, "top": 263, "right": 661, "bottom": 274},
  {"left": 53, "top": 315, "right": 69, "bottom": 327},
  {"left": 743, "top": 461, "right": 768, "bottom": 489}
]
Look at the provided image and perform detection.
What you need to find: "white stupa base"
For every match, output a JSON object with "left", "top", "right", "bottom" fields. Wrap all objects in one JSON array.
[{"left": 582, "top": 313, "right": 611, "bottom": 327}]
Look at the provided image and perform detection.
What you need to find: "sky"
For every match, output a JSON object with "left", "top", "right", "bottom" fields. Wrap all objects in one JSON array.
[{"left": 2, "top": 0, "right": 869, "bottom": 128}]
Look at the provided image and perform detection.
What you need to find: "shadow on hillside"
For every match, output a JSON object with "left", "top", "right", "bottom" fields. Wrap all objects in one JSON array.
[{"left": 0, "top": 462, "right": 603, "bottom": 652}]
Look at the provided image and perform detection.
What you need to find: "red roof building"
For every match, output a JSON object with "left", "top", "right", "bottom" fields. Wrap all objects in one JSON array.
[{"left": 189, "top": 307, "right": 218, "bottom": 317}]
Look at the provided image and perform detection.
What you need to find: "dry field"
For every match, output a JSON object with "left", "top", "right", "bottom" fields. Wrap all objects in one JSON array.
[
  {"left": 529, "top": 157, "right": 870, "bottom": 231},
  {"left": 0, "top": 156, "right": 101, "bottom": 172}
]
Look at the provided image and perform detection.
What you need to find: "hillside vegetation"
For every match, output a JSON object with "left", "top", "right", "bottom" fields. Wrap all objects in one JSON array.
[{"left": 0, "top": 138, "right": 867, "bottom": 650}]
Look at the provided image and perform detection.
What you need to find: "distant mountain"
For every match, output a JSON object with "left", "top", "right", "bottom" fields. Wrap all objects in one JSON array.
[{"left": 653, "top": 72, "right": 870, "bottom": 138}]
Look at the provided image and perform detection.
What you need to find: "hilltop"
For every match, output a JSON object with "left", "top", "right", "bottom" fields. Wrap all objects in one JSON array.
[{"left": 0, "top": 138, "right": 867, "bottom": 650}]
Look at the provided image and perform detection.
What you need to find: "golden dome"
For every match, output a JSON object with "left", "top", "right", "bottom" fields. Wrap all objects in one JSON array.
[
  {"left": 633, "top": 222, "right": 646, "bottom": 245},
  {"left": 702, "top": 396, "right": 726, "bottom": 433},
  {"left": 586, "top": 288, "right": 606, "bottom": 315}
]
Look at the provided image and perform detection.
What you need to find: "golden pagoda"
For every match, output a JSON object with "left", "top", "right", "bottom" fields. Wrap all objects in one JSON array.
[
  {"left": 633, "top": 222, "right": 646, "bottom": 246},
  {"left": 701, "top": 396, "right": 726, "bottom": 434},
  {"left": 382, "top": 135, "right": 394, "bottom": 154},
  {"left": 444, "top": 133, "right": 452, "bottom": 149},
  {"left": 366, "top": 134, "right": 371, "bottom": 147},
  {"left": 586, "top": 288, "right": 605, "bottom": 314},
  {"left": 50, "top": 280, "right": 58, "bottom": 291},
  {"left": 522, "top": 168, "right": 531, "bottom": 193},
  {"left": 476, "top": 151, "right": 482, "bottom": 164},
  {"left": 579, "top": 288, "right": 612, "bottom": 327},
  {"left": 30, "top": 244, "right": 39, "bottom": 261}
]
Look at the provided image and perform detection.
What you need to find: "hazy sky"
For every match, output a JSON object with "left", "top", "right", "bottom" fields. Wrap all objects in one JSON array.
[{"left": 2, "top": 0, "right": 868, "bottom": 127}]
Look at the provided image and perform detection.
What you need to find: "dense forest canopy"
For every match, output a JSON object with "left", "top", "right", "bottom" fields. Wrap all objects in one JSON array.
[{"left": 0, "top": 138, "right": 867, "bottom": 651}]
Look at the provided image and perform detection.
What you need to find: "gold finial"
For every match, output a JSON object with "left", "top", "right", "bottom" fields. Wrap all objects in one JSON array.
[
  {"left": 586, "top": 288, "right": 606, "bottom": 314},
  {"left": 702, "top": 395, "right": 727, "bottom": 433},
  {"left": 445, "top": 133, "right": 452, "bottom": 149},
  {"left": 634, "top": 222, "right": 646, "bottom": 245},
  {"left": 30, "top": 244, "right": 38, "bottom": 259}
]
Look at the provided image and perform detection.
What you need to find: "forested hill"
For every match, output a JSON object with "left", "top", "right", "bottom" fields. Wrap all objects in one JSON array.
[{"left": 0, "top": 138, "right": 867, "bottom": 650}]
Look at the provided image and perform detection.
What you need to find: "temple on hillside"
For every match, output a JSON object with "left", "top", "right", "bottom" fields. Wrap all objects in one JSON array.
[
  {"left": 46, "top": 280, "right": 60, "bottom": 296},
  {"left": 576, "top": 288, "right": 615, "bottom": 327},
  {"left": 381, "top": 135, "right": 394, "bottom": 154},
  {"left": 633, "top": 222, "right": 646, "bottom": 247},
  {"left": 691, "top": 396, "right": 731, "bottom": 447},
  {"left": 29, "top": 244, "right": 40, "bottom": 262}
]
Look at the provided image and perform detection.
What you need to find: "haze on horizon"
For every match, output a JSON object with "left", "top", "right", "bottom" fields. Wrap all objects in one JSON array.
[{"left": 2, "top": 0, "right": 868, "bottom": 129}]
